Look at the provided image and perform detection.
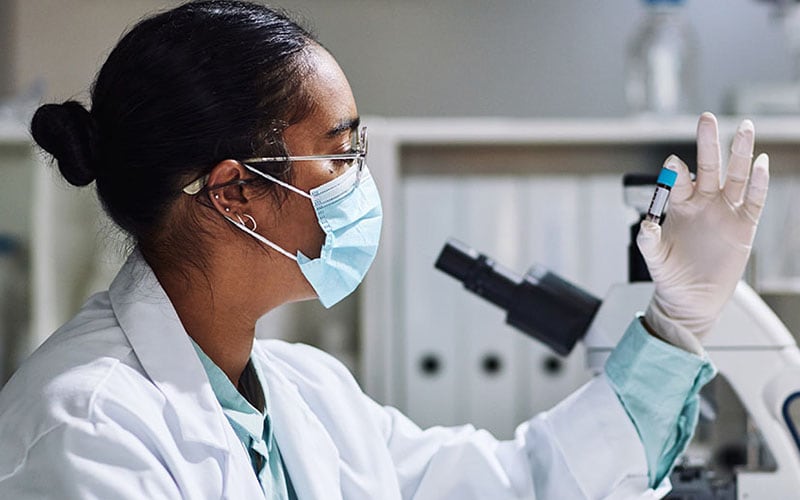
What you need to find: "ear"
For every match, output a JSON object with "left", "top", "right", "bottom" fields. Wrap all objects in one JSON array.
[{"left": 206, "top": 160, "right": 251, "bottom": 219}]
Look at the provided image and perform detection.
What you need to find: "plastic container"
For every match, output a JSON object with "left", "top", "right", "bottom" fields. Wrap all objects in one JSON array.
[{"left": 625, "top": 0, "right": 699, "bottom": 115}]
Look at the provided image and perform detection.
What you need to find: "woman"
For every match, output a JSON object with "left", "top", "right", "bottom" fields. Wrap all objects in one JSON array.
[{"left": 0, "top": 1, "right": 769, "bottom": 499}]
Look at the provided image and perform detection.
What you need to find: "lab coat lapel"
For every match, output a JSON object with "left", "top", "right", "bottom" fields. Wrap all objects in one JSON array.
[
  {"left": 108, "top": 250, "right": 263, "bottom": 499},
  {"left": 255, "top": 342, "right": 343, "bottom": 500},
  {"left": 108, "top": 250, "right": 229, "bottom": 448}
]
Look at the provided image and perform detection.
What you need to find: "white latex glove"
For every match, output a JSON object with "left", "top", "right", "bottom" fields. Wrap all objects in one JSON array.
[{"left": 637, "top": 112, "right": 770, "bottom": 355}]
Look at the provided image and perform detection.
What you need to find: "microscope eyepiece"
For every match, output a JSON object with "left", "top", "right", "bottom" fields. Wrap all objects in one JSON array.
[
  {"left": 435, "top": 241, "right": 518, "bottom": 311},
  {"left": 435, "top": 238, "right": 601, "bottom": 356},
  {"left": 434, "top": 239, "right": 481, "bottom": 284}
]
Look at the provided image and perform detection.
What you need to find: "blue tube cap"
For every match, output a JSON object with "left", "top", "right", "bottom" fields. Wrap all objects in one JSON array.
[{"left": 657, "top": 168, "right": 678, "bottom": 188}]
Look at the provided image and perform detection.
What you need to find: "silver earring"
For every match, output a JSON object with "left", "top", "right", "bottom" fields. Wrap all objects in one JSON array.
[
  {"left": 214, "top": 194, "right": 220, "bottom": 200},
  {"left": 225, "top": 207, "right": 230, "bottom": 212},
  {"left": 243, "top": 214, "right": 257, "bottom": 231}
]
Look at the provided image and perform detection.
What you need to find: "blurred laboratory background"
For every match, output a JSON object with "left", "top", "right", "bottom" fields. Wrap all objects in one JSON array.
[{"left": 3, "top": 0, "right": 800, "bottom": 491}]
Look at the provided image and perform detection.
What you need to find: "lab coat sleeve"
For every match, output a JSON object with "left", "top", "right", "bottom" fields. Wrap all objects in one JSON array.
[
  {"left": 362, "top": 314, "right": 718, "bottom": 500},
  {"left": 368, "top": 373, "right": 668, "bottom": 500},
  {"left": 0, "top": 417, "right": 182, "bottom": 499},
  {"left": 266, "top": 337, "right": 674, "bottom": 499}
]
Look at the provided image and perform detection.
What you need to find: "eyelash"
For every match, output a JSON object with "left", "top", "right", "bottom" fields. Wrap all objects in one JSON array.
[
  {"left": 327, "top": 159, "right": 348, "bottom": 173},
  {"left": 331, "top": 149, "right": 356, "bottom": 167}
]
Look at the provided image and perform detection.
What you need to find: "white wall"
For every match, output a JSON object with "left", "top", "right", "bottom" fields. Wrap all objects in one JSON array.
[
  {"left": 9, "top": 0, "right": 797, "bottom": 118},
  {"left": 11, "top": 0, "right": 173, "bottom": 103},
  {"left": 0, "top": 1, "right": 14, "bottom": 96}
]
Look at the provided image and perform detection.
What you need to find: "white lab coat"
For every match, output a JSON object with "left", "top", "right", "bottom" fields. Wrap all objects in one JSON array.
[{"left": 0, "top": 251, "right": 670, "bottom": 499}]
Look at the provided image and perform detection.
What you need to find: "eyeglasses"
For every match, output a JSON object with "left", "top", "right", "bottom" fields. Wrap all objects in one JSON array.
[{"left": 182, "top": 126, "right": 368, "bottom": 195}]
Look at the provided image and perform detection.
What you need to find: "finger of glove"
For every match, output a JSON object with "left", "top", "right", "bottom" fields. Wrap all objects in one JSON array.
[
  {"left": 664, "top": 154, "right": 693, "bottom": 203},
  {"left": 637, "top": 219, "right": 665, "bottom": 266},
  {"left": 696, "top": 112, "right": 722, "bottom": 196},
  {"left": 723, "top": 119, "right": 755, "bottom": 206},
  {"left": 742, "top": 153, "right": 769, "bottom": 223}
]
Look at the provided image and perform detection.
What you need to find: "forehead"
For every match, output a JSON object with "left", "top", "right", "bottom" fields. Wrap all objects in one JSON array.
[{"left": 295, "top": 45, "right": 358, "bottom": 138}]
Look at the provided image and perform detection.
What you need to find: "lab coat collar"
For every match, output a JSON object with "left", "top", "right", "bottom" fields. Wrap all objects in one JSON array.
[
  {"left": 254, "top": 341, "right": 344, "bottom": 500},
  {"left": 107, "top": 249, "right": 236, "bottom": 451},
  {"left": 109, "top": 250, "right": 344, "bottom": 499}
]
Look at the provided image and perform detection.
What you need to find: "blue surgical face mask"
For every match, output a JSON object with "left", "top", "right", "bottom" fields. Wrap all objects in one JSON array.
[{"left": 227, "top": 163, "right": 382, "bottom": 308}]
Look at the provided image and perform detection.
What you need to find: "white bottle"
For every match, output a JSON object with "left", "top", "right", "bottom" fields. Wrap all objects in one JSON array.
[{"left": 626, "top": 0, "right": 699, "bottom": 116}]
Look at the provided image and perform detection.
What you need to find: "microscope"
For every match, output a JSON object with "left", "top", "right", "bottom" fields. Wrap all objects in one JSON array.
[{"left": 435, "top": 175, "right": 800, "bottom": 499}]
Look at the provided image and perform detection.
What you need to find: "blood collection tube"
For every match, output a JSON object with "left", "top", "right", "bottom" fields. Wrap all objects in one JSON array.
[{"left": 645, "top": 168, "right": 677, "bottom": 224}]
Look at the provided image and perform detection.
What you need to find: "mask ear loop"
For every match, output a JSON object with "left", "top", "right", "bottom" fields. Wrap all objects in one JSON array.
[
  {"left": 225, "top": 214, "right": 297, "bottom": 261},
  {"left": 242, "top": 163, "right": 313, "bottom": 199}
]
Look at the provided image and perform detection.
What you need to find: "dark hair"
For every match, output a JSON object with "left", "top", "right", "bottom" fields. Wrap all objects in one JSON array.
[{"left": 31, "top": 1, "right": 318, "bottom": 263}]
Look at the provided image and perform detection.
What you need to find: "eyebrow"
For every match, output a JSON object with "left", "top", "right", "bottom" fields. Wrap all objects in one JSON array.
[{"left": 325, "top": 116, "right": 360, "bottom": 138}]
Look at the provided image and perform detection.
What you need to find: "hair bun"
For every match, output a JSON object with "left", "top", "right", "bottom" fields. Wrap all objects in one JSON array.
[{"left": 31, "top": 101, "right": 98, "bottom": 186}]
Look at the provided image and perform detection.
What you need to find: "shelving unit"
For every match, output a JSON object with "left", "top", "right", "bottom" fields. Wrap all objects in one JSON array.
[
  {"left": 360, "top": 115, "right": 800, "bottom": 438},
  {"left": 0, "top": 119, "right": 36, "bottom": 382},
  {"left": 0, "top": 120, "right": 34, "bottom": 241}
]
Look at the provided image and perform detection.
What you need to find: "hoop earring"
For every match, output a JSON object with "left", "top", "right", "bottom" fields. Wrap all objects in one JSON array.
[
  {"left": 235, "top": 214, "right": 257, "bottom": 231},
  {"left": 243, "top": 214, "right": 257, "bottom": 231}
]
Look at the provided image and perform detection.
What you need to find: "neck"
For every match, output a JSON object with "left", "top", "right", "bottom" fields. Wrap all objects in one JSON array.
[
  {"left": 167, "top": 279, "right": 255, "bottom": 384},
  {"left": 152, "top": 252, "right": 287, "bottom": 385}
]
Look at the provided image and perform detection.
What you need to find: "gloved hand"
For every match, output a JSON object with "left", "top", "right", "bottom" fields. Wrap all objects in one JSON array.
[{"left": 637, "top": 112, "right": 770, "bottom": 355}]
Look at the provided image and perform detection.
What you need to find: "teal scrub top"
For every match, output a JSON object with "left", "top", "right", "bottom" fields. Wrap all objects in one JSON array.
[
  {"left": 191, "top": 339, "right": 297, "bottom": 500},
  {"left": 606, "top": 316, "right": 716, "bottom": 487}
]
